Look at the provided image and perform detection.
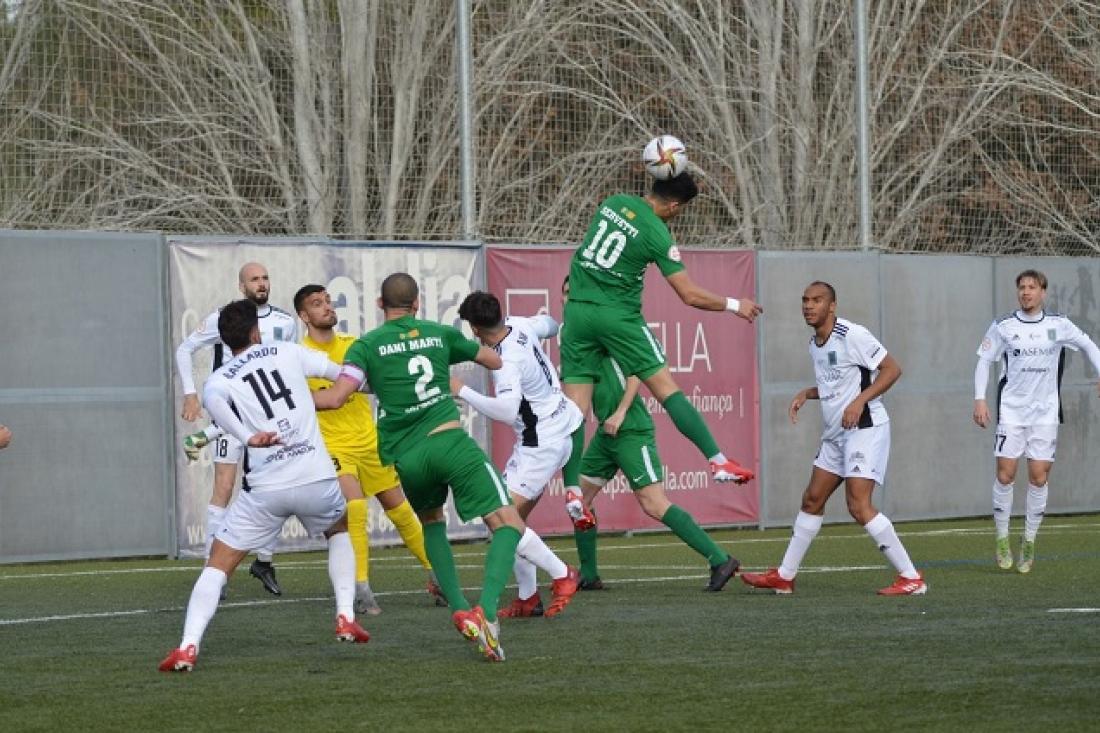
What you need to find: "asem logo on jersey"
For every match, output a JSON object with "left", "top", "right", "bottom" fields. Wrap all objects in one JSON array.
[{"left": 828, "top": 351, "right": 837, "bottom": 366}]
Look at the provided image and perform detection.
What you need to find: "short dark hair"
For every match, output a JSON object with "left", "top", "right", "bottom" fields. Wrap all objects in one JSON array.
[
  {"left": 651, "top": 171, "right": 699, "bottom": 204},
  {"left": 808, "top": 280, "right": 837, "bottom": 303},
  {"left": 458, "top": 291, "right": 504, "bottom": 330},
  {"left": 218, "top": 299, "right": 258, "bottom": 350},
  {"left": 380, "top": 272, "right": 419, "bottom": 309},
  {"left": 1016, "top": 269, "right": 1047, "bottom": 290},
  {"left": 293, "top": 284, "right": 326, "bottom": 314}
]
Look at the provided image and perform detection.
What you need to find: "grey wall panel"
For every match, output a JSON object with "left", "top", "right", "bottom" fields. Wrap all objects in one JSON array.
[
  {"left": 0, "top": 230, "right": 173, "bottom": 563},
  {"left": 0, "top": 400, "right": 169, "bottom": 561},
  {"left": 880, "top": 390, "right": 993, "bottom": 520}
]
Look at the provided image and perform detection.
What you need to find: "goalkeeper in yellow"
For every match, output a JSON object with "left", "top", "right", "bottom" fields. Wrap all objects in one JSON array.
[{"left": 295, "top": 284, "right": 444, "bottom": 613}]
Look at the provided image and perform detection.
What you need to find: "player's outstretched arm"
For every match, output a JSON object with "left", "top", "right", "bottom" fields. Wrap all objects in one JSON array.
[
  {"left": 474, "top": 345, "right": 503, "bottom": 370},
  {"left": 313, "top": 374, "right": 359, "bottom": 411},
  {"left": 788, "top": 387, "right": 819, "bottom": 424},
  {"left": 664, "top": 270, "right": 762, "bottom": 322}
]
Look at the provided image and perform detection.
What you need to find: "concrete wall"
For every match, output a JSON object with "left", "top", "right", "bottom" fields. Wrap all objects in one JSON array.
[
  {"left": 757, "top": 252, "right": 1100, "bottom": 527},
  {"left": 0, "top": 230, "right": 174, "bottom": 561}
]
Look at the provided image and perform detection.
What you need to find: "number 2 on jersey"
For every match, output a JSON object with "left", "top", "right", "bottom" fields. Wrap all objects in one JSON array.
[
  {"left": 409, "top": 355, "right": 441, "bottom": 402},
  {"left": 581, "top": 219, "right": 627, "bottom": 269}
]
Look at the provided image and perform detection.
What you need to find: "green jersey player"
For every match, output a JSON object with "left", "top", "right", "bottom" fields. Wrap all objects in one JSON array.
[
  {"left": 560, "top": 172, "right": 763, "bottom": 499},
  {"left": 313, "top": 273, "right": 578, "bottom": 662},
  {"left": 560, "top": 277, "right": 741, "bottom": 593}
]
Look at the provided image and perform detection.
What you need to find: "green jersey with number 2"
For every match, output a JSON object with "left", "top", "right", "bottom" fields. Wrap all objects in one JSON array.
[
  {"left": 342, "top": 315, "right": 480, "bottom": 464},
  {"left": 567, "top": 193, "right": 685, "bottom": 311}
]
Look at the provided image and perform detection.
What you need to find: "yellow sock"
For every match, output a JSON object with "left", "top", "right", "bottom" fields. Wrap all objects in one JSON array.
[
  {"left": 347, "top": 498, "right": 369, "bottom": 583},
  {"left": 386, "top": 500, "right": 431, "bottom": 569}
]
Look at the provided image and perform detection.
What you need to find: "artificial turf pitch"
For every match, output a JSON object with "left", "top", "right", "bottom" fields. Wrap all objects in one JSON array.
[{"left": 2, "top": 514, "right": 1098, "bottom": 732}]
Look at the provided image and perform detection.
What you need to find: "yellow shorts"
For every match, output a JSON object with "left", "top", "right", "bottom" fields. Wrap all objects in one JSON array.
[{"left": 329, "top": 445, "right": 399, "bottom": 496}]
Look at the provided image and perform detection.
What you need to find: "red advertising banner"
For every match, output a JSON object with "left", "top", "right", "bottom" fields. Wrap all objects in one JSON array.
[{"left": 486, "top": 247, "right": 760, "bottom": 535}]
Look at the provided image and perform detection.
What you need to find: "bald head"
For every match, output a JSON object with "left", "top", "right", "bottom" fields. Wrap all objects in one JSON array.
[
  {"left": 238, "top": 262, "right": 270, "bottom": 305},
  {"left": 379, "top": 272, "right": 419, "bottom": 313}
]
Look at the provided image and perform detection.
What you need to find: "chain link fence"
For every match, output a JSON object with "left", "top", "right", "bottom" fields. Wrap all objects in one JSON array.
[{"left": 1, "top": 0, "right": 1098, "bottom": 254}]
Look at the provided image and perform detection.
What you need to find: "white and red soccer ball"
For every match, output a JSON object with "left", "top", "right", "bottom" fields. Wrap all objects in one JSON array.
[{"left": 642, "top": 134, "right": 688, "bottom": 180}]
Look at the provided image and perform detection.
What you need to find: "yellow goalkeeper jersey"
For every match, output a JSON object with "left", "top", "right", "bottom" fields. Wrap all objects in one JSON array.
[{"left": 302, "top": 332, "right": 379, "bottom": 452}]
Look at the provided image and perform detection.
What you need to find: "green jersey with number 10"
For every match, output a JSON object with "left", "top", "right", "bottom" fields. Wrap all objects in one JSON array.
[
  {"left": 567, "top": 193, "right": 685, "bottom": 311},
  {"left": 342, "top": 315, "right": 480, "bottom": 464}
]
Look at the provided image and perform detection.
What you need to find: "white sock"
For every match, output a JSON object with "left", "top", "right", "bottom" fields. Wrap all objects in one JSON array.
[
  {"left": 181, "top": 566, "right": 226, "bottom": 649},
  {"left": 202, "top": 424, "right": 224, "bottom": 442},
  {"left": 709, "top": 452, "right": 727, "bottom": 465},
  {"left": 327, "top": 532, "right": 356, "bottom": 619},
  {"left": 778, "top": 511, "right": 823, "bottom": 580},
  {"left": 514, "top": 556, "right": 539, "bottom": 599},
  {"left": 205, "top": 504, "right": 226, "bottom": 559},
  {"left": 864, "top": 513, "right": 919, "bottom": 579},
  {"left": 1024, "top": 484, "right": 1048, "bottom": 542},
  {"left": 515, "top": 527, "right": 568, "bottom": 580},
  {"left": 992, "top": 480, "right": 1013, "bottom": 538}
]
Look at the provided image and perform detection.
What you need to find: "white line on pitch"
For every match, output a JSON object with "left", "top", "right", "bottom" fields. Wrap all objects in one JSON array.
[
  {"left": 1047, "top": 608, "right": 1100, "bottom": 614},
  {"left": 3, "top": 521, "right": 1097, "bottom": 582}
]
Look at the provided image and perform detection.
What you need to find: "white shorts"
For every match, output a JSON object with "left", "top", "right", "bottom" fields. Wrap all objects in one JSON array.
[
  {"left": 211, "top": 431, "right": 243, "bottom": 465},
  {"left": 995, "top": 424, "right": 1057, "bottom": 461},
  {"left": 814, "top": 423, "right": 890, "bottom": 484},
  {"left": 503, "top": 437, "right": 573, "bottom": 501},
  {"left": 216, "top": 478, "right": 346, "bottom": 552}
]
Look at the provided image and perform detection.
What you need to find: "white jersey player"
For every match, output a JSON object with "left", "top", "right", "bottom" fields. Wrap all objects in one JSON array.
[
  {"left": 159, "top": 299, "right": 369, "bottom": 674},
  {"left": 173, "top": 262, "right": 298, "bottom": 594},
  {"left": 453, "top": 291, "right": 582, "bottom": 617},
  {"left": 741, "top": 281, "right": 927, "bottom": 596},
  {"left": 973, "top": 269, "right": 1100, "bottom": 573}
]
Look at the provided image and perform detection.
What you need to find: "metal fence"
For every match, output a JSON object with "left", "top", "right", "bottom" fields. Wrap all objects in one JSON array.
[{"left": 2, "top": 1, "right": 1098, "bottom": 254}]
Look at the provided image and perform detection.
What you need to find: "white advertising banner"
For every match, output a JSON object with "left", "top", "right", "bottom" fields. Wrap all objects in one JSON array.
[{"left": 167, "top": 239, "right": 487, "bottom": 557}]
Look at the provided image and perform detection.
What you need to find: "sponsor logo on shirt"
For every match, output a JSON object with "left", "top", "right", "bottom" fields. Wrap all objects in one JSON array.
[
  {"left": 1048, "top": 329, "right": 1057, "bottom": 341},
  {"left": 828, "top": 351, "right": 838, "bottom": 366},
  {"left": 668, "top": 245, "right": 682, "bottom": 263},
  {"left": 1012, "top": 346, "right": 1058, "bottom": 357}
]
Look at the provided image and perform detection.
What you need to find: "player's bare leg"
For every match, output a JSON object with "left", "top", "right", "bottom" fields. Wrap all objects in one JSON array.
[
  {"left": 561, "top": 382, "right": 594, "bottom": 495},
  {"left": 642, "top": 367, "right": 753, "bottom": 483}
]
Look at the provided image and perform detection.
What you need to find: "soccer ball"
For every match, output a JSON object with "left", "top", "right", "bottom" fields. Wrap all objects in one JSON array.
[{"left": 642, "top": 134, "right": 688, "bottom": 180}]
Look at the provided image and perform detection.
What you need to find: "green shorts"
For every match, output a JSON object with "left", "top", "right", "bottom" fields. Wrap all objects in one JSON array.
[
  {"left": 580, "top": 429, "right": 664, "bottom": 490},
  {"left": 393, "top": 429, "right": 511, "bottom": 522},
  {"left": 561, "top": 300, "right": 666, "bottom": 383}
]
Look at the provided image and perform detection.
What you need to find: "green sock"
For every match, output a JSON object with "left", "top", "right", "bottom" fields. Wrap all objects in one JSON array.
[
  {"left": 423, "top": 521, "right": 469, "bottom": 611},
  {"left": 574, "top": 522, "right": 599, "bottom": 581},
  {"left": 478, "top": 525, "right": 522, "bottom": 621},
  {"left": 662, "top": 391, "right": 720, "bottom": 460},
  {"left": 562, "top": 425, "right": 585, "bottom": 487},
  {"left": 661, "top": 505, "right": 728, "bottom": 566}
]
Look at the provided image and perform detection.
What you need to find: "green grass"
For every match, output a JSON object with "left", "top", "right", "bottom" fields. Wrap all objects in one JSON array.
[{"left": 3, "top": 515, "right": 1100, "bottom": 732}]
